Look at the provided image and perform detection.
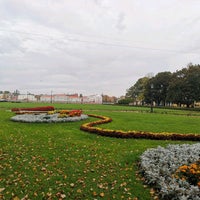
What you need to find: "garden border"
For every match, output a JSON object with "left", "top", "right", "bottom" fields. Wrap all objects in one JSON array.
[{"left": 80, "top": 114, "right": 200, "bottom": 141}]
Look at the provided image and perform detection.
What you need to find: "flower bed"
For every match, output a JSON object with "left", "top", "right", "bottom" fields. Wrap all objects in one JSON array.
[
  {"left": 139, "top": 143, "right": 200, "bottom": 199},
  {"left": 174, "top": 160, "right": 200, "bottom": 188},
  {"left": 80, "top": 114, "right": 200, "bottom": 141},
  {"left": 11, "top": 107, "right": 87, "bottom": 123},
  {"left": 11, "top": 113, "right": 88, "bottom": 123},
  {"left": 11, "top": 106, "right": 55, "bottom": 113}
]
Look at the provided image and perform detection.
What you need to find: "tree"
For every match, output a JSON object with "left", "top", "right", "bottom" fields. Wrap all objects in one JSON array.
[
  {"left": 167, "top": 65, "right": 200, "bottom": 107},
  {"left": 167, "top": 64, "right": 200, "bottom": 107},
  {"left": 151, "top": 72, "right": 172, "bottom": 106},
  {"left": 126, "top": 63, "right": 200, "bottom": 107},
  {"left": 126, "top": 77, "right": 149, "bottom": 105},
  {"left": 144, "top": 72, "right": 172, "bottom": 106},
  {"left": 183, "top": 64, "right": 200, "bottom": 106}
]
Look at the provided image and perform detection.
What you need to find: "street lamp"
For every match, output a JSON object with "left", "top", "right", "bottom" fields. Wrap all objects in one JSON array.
[
  {"left": 27, "top": 91, "right": 29, "bottom": 103},
  {"left": 51, "top": 90, "right": 53, "bottom": 103},
  {"left": 159, "top": 84, "right": 163, "bottom": 106},
  {"left": 135, "top": 94, "right": 138, "bottom": 106},
  {"left": 150, "top": 84, "right": 154, "bottom": 113}
]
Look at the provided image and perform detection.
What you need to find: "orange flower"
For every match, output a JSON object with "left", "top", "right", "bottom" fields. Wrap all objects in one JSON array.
[{"left": 174, "top": 160, "right": 200, "bottom": 187}]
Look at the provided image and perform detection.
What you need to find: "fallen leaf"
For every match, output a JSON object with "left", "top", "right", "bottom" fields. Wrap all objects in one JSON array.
[
  {"left": 12, "top": 196, "right": 20, "bottom": 200},
  {"left": 77, "top": 189, "right": 82, "bottom": 193},
  {"left": 70, "top": 183, "right": 75, "bottom": 188},
  {"left": 0, "top": 188, "right": 5, "bottom": 192},
  {"left": 99, "top": 192, "right": 105, "bottom": 197},
  {"left": 150, "top": 188, "right": 155, "bottom": 195},
  {"left": 93, "top": 191, "right": 97, "bottom": 196},
  {"left": 60, "top": 194, "right": 66, "bottom": 199}
]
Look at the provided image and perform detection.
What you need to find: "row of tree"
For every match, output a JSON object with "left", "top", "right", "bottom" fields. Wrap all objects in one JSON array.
[{"left": 124, "top": 64, "right": 200, "bottom": 107}]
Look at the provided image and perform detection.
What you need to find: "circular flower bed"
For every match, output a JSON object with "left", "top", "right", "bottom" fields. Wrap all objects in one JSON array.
[
  {"left": 140, "top": 143, "right": 200, "bottom": 199},
  {"left": 11, "top": 113, "right": 88, "bottom": 123},
  {"left": 11, "top": 106, "right": 88, "bottom": 123}
]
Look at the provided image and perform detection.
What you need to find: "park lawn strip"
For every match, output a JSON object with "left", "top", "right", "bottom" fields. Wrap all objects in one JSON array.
[
  {"left": 89, "top": 111, "right": 200, "bottom": 134},
  {"left": 0, "top": 103, "right": 198, "bottom": 199},
  {"left": 1, "top": 102, "right": 200, "bottom": 116}
]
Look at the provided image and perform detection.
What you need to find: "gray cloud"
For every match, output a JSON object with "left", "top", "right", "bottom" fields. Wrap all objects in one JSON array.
[
  {"left": 116, "top": 12, "right": 126, "bottom": 31},
  {"left": 0, "top": 0, "right": 200, "bottom": 96}
]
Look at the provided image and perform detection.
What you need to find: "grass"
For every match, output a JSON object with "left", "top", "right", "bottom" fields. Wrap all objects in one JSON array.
[
  {"left": 92, "top": 111, "right": 200, "bottom": 134},
  {"left": 0, "top": 102, "right": 199, "bottom": 200}
]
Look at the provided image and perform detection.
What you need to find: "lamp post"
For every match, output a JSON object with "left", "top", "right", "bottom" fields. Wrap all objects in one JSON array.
[
  {"left": 27, "top": 91, "right": 29, "bottom": 103},
  {"left": 150, "top": 84, "right": 154, "bottom": 113},
  {"left": 159, "top": 84, "right": 163, "bottom": 106},
  {"left": 51, "top": 90, "right": 53, "bottom": 103},
  {"left": 135, "top": 94, "right": 138, "bottom": 106}
]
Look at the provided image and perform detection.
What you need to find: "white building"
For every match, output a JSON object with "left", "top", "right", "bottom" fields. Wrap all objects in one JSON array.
[
  {"left": 39, "top": 93, "right": 102, "bottom": 104},
  {"left": 53, "top": 94, "right": 68, "bottom": 102},
  {"left": 40, "top": 93, "right": 82, "bottom": 103},
  {"left": 82, "top": 94, "right": 102, "bottom": 104},
  {"left": 40, "top": 95, "right": 52, "bottom": 102},
  {"left": 0, "top": 94, "right": 4, "bottom": 99},
  {"left": 17, "top": 94, "right": 37, "bottom": 102}
]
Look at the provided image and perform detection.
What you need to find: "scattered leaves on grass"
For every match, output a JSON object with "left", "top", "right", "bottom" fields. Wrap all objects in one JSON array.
[{"left": 1, "top": 123, "right": 148, "bottom": 200}]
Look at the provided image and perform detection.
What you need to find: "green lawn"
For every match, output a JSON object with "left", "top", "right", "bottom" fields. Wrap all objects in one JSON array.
[
  {"left": 0, "top": 103, "right": 199, "bottom": 200},
  {"left": 92, "top": 111, "right": 200, "bottom": 134}
]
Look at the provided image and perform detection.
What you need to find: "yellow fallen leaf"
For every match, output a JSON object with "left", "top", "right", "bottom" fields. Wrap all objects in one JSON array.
[
  {"left": 0, "top": 188, "right": 5, "bottom": 192},
  {"left": 150, "top": 188, "right": 155, "bottom": 195},
  {"left": 12, "top": 196, "right": 20, "bottom": 200},
  {"left": 99, "top": 192, "right": 105, "bottom": 197},
  {"left": 77, "top": 189, "right": 82, "bottom": 193}
]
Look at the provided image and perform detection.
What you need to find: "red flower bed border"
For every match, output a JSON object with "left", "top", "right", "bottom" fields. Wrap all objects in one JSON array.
[
  {"left": 11, "top": 106, "right": 55, "bottom": 113},
  {"left": 80, "top": 114, "right": 200, "bottom": 141}
]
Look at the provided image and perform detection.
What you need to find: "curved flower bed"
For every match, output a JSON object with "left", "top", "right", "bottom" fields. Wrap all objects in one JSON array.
[
  {"left": 80, "top": 114, "right": 200, "bottom": 141},
  {"left": 140, "top": 143, "right": 200, "bottom": 199}
]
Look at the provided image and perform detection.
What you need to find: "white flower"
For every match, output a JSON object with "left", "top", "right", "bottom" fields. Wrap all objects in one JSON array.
[{"left": 11, "top": 113, "right": 88, "bottom": 123}]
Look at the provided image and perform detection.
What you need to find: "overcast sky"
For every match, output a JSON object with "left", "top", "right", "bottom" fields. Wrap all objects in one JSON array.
[{"left": 0, "top": 0, "right": 200, "bottom": 97}]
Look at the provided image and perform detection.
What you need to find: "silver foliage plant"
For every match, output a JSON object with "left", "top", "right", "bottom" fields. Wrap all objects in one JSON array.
[
  {"left": 140, "top": 143, "right": 200, "bottom": 199},
  {"left": 11, "top": 113, "right": 88, "bottom": 123}
]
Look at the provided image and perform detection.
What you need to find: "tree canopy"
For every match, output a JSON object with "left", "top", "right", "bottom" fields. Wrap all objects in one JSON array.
[{"left": 125, "top": 64, "right": 200, "bottom": 107}]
